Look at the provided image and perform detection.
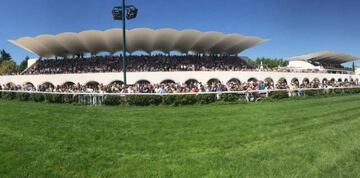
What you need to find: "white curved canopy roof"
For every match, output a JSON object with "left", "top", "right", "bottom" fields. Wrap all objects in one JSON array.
[
  {"left": 288, "top": 51, "right": 359, "bottom": 64},
  {"left": 9, "top": 28, "right": 267, "bottom": 57}
]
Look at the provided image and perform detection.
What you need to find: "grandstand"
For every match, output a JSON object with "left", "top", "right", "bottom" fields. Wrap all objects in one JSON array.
[
  {"left": 0, "top": 28, "right": 359, "bottom": 93},
  {"left": 287, "top": 51, "right": 357, "bottom": 74}
]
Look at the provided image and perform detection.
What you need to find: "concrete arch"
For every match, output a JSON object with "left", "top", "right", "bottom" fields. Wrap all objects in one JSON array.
[
  {"left": 291, "top": 78, "right": 299, "bottom": 84},
  {"left": 85, "top": 81, "right": 100, "bottom": 91},
  {"left": 278, "top": 78, "right": 288, "bottom": 84},
  {"left": 41, "top": 81, "right": 55, "bottom": 87},
  {"left": 6, "top": 82, "right": 16, "bottom": 87},
  {"left": 62, "top": 81, "right": 76, "bottom": 87},
  {"left": 264, "top": 77, "right": 274, "bottom": 83},
  {"left": 108, "top": 80, "right": 124, "bottom": 86},
  {"left": 22, "top": 82, "right": 36, "bottom": 91},
  {"left": 207, "top": 78, "right": 221, "bottom": 85},
  {"left": 247, "top": 77, "right": 258, "bottom": 82},
  {"left": 312, "top": 78, "right": 320, "bottom": 83},
  {"left": 23, "top": 82, "right": 35, "bottom": 87},
  {"left": 227, "top": 78, "right": 241, "bottom": 84},
  {"left": 136, "top": 80, "right": 151, "bottom": 84},
  {"left": 185, "top": 79, "right": 199, "bottom": 85},
  {"left": 302, "top": 78, "right": 310, "bottom": 84},
  {"left": 322, "top": 78, "right": 328, "bottom": 84},
  {"left": 338, "top": 78, "right": 343, "bottom": 82},
  {"left": 161, "top": 79, "right": 176, "bottom": 84},
  {"left": 85, "top": 81, "right": 99, "bottom": 86}
]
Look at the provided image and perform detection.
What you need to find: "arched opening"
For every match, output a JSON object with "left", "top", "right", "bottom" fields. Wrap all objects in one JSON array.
[
  {"left": 338, "top": 78, "right": 343, "bottom": 82},
  {"left": 277, "top": 78, "right": 288, "bottom": 89},
  {"left": 291, "top": 78, "right": 299, "bottom": 84},
  {"left": 301, "top": 78, "right": 310, "bottom": 88},
  {"left": 207, "top": 78, "right": 222, "bottom": 92},
  {"left": 161, "top": 79, "right": 176, "bottom": 84},
  {"left": 207, "top": 78, "right": 221, "bottom": 85},
  {"left": 247, "top": 78, "right": 258, "bottom": 83},
  {"left": 107, "top": 80, "right": 124, "bottom": 93},
  {"left": 136, "top": 80, "right": 150, "bottom": 85},
  {"left": 322, "top": 78, "right": 328, "bottom": 84},
  {"left": 344, "top": 78, "right": 349, "bottom": 82},
  {"left": 311, "top": 78, "right": 320, "bottom": 88},
  {"left": 184, "top": 79, "right": 200, "bottom": 92},
  {"left": 62, "top": 82, "right": 76, "bottom": 92},
  {"left": 185, "top": 79, "right": 199, "bottom": 86},
  {"left": 5, "top": 82, "right": 17, "bottom": 90},
  {"left": 85, "top": 81, "right": 100, "bottom": 92},
  {"left": 109, "top": 80, "right": 124, "bottom": 86},
  {"left": 290, "top": 78, "right": 299, "bottom": 89},
  {"left": 39, "top": 82, "right": 55, "bottom": 92},
  {"left": 313, "top": 78, "right": 320, "bottom": 83},
  {"left": 302, "top": 78, "right": 310, "bottom": 84},
  {"left": 264, "top": 78, "right": 274, "bottom": 83},
  {"left": 63, "top": 81, "right": 76, "bottom": 87},
  {"left": 264, "top": 78, "right": 274, "bottom": 89},
  {"left": 227, "top": 78, "right": 241, "bottom": 85},
  {"left": 23, "top": 82, "right": 35, "bottom": 91},
  {"left": 227, "top": 78, "right": 241, "bottom": 91}
]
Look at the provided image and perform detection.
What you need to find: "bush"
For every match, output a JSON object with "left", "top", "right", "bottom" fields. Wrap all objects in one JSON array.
[
  {"left": 17, "top": 93, "right": 31, "bottom": 101},
  {"left": 333, "top": 88, "right": 343, "bottom": 95},
  {"left": 162, "top": 95, "right": 177, "bottom": 105},
  {"left": 343, "top": 88, "right": 353, "bottom": 94},
  {"left": 148, "top": 95, "right": 163, "bottom": 106},
  {"left": 269, "top": 91, "right": 289, "bottom": 100},
  {"left": 304, "top": 89, "right": 324, "bottom": 96},
  {"left": 127, "top": 95, "right": 162, "bottom": 106},
  {"left": 44, "top": 94, "right": 63, "bottom": 103},
  {"left": 32, "top": 93, "right": 45, "bottom": 102},
  {"left": 220, "top": 93, "right": 239, "bottom": 102},
  {"left": 103, "top": 95, "right": 122, "bottom": 106},
  {"left": 63, "top": 94, "right": 75, "bottom": 104},
  {"left": 196, "top": 94, "right": 217, "bottom": 104},
  {"left": 175, "top": 95, "right": 197, "bottom": 106},
  {"left": 351, "top": 88, "right": 360, "bottom": 94},
  {"left": 1, "top": 92, "right": 16, "bottom": 100}
]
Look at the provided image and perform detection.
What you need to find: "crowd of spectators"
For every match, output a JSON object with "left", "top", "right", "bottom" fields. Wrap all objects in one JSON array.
[
  {"left": 1, "top": 78, "right": 358, "bottom": 94},
  {"left": 24, "top": 55, "right": 253, "bottom": 74},
  {"left": 20, "top": 54, "right": 353, "bottom": 75}
]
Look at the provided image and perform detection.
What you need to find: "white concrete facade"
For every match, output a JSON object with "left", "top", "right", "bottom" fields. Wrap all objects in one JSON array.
[{"left": 0, "top": 71, "right": 358, "bottom": 87}]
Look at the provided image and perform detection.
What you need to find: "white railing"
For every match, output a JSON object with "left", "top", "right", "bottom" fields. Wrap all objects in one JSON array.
[{"left": 0, "top": 86, "right": 359, "bottom": 105}]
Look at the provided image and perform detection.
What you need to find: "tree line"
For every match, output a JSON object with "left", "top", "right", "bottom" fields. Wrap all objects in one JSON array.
[
  {"left": 0, "top": 49, "right": 28, "bottom": 75},
  {"left": 249, "top": 57, "right": 289, "bottom": 68}
]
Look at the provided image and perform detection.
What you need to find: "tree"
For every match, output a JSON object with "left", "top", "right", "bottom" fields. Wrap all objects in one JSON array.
[
  {"left": 250, "top": 57, "right": 288, "bottom": 69},
  {"left": 0, "top": 60, "right": 17, "bottom": 75},
  {"left": 18, "top": 56, "right": 30, "bottom": 72},
  {"left": 0, "top": 49, "right": 12, "bottom": 63}
]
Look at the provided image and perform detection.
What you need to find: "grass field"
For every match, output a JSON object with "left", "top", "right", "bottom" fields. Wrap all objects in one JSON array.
[{"left": 1, "top": 95, "right": 360, "bottom": 177}]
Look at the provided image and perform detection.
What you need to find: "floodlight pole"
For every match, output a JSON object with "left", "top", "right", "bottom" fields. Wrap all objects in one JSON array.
[{"left": 122, "top": 0, "right": 127, "bottom": 85}]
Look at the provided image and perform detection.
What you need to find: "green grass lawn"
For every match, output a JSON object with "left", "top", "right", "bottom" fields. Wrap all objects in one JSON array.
[{"left": 1, "top": 95, "right": 360, "bottom": 177}]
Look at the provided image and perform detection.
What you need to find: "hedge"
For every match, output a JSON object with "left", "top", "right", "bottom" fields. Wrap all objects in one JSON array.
[
  {"left": 269, "top": 91, "right": 289, "bottom": 100},
  {"left": 1, "top": 88, "right": 360, "bottom": 106}
]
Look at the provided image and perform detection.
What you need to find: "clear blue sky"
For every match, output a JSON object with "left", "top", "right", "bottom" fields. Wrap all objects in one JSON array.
[{"left": 1, "top": 0, "right": 360, "bottom": 64}]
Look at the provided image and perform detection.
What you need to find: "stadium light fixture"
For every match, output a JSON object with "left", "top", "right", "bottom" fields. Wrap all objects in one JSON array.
[{"left": 112, "top": 0, "right": 138, "bottom": 85}]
